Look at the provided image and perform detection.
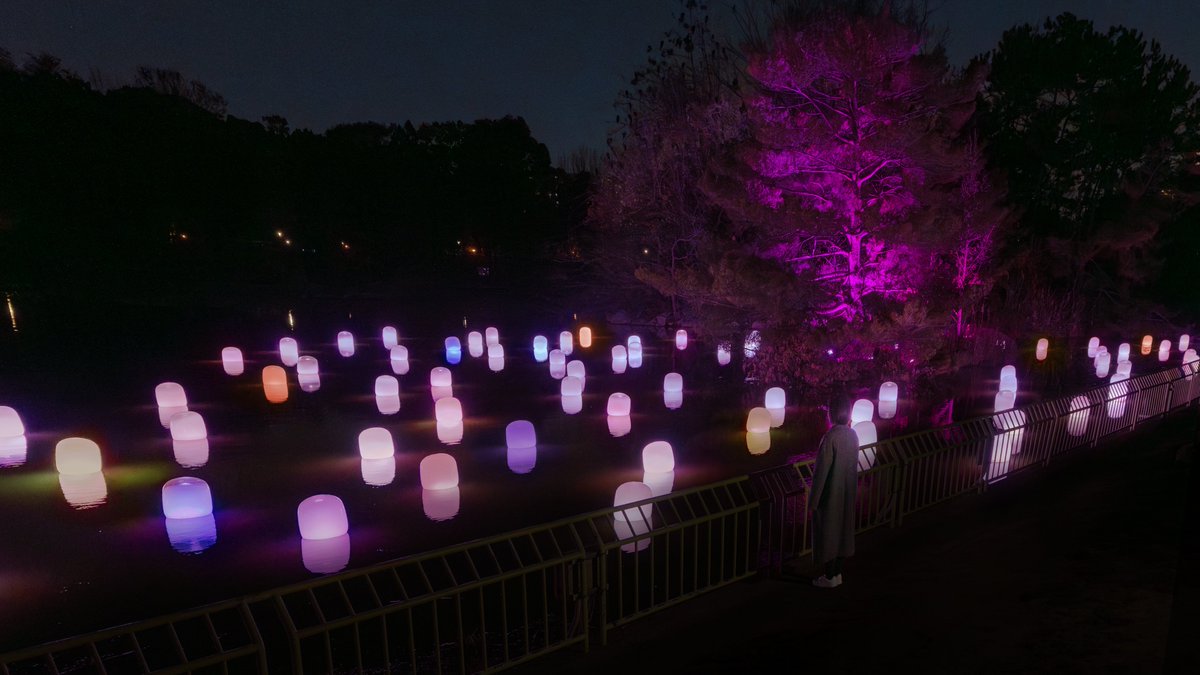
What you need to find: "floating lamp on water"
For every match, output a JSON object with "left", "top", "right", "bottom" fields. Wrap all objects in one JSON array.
[
  {"left": 664, "top": 372, "right": 683, "bottom": 393},
  {"left": 717, "top": 344, "right": 731, "bottom": 366},
  {"left": 548, "top": 349, "right": 567, "bottom": 379},
  {"left": 56, "top": 437, "right": 102, "bottom": 475},
  {"left": 567, "top": 359, "right": 586, "bottom": 381},
  {"left": 765, "top": 387, "right": 785, "bottom": 410},
  {"left": 467, "top": 331, "right": 484, "bottom": 357},
  {"left": 559, "top": 331, "right": 574, "bottom": 355},
  {"left": 533, "top": 335, "right": 549, "bottom": 362},
  {"left": 613, "top": 481, "right": 653, "bottom": 523},
  {"left": 607, "top": 393, "right": 631, "bottom": 416},
  {"left": 262, "top": 366, "right": 289, "bottom": 403},
  {"left": 337, "top": 331, "right": 355, "bottom": 357},
  {"left": 155, "top": 382, "right": 188, "bottom": 410},
  {"left": 1180, "top": 335, "right": 1191, "bottom": 353},
  {"left": 506, "top": 420, "right": 536, "bottom": 449},
  {"left": 382, "top": 326, "right": 398, "bottom": 349},
  {"left": 998, "top": 366, "right": 1018, "bottom": 394},
  {"left": 612, "top": 345, "right": 628, "bottom": 374},
  {"left": 1141, "top": 335, "right": 1153, "bottom": 356},
  {"left": 1184, "top": 349, "right": 1199, "bottom": 379},
  {"left": 169, "top": 411, "right": 207, "bottom": 441},
  {"left": 994, "top": 390, "right": 1016, "bottom": 413},
  {"left": 746, "top": 407, "right": 771, "bottom": 434},
  {"left": 279, "top": 338, "right": 299, "bottom": 366},
  {"left": 642, "top": 441, "right": 675, "bottom": 473},
  {"left": 878, "top": 382, "right": 898, "bottom": 420},
  {"left": 0, "top": 433, "right": 27, "bottom": 468},
  {"left": 850, "top": 399, "right": 874, "bottom": 426},
  {"left": 161, "top": 476, "right": 213, "bottom": 519},
  {"left": 0, "top": 406, "right": 25, "bottom": 439},
  {"left": 297, "top": 494, "right": 348, "bottom": 540},
  {"left": 221, "top": 347, "right": 244, "bottom": 376},
  {"left": 485, "top": 327, "right": 500, "bottom": 346},
  {"left": 628, "top": 341, "right": 643, "bottom": 368},
  {"left": 488, "top": 354, "right": 505, "bottom": 372},
  {"left": 1118, "top": 343, "right": 1131, "bottom": 362},
  {"left": 375, "top": 375, "right": 399, "bottom": 399},
  {"left": 297, "top": 355, "right": 319, "bottom": 377},
  {"left": 507, "top": 444, "right": 536, "bottom": 474},
  {"left": 1095, "top": 353, "right": 1112, "bottom": 378},
  {"left": 420, "top": 453, "right": 459, "bottom": 490},
  {"left": 1116, "top": 360, "right": 1132, "bottom": 378},
  {"left": 390, "top": 345, "right": 410, "bottom": 375},
  {"left": 487, "top": 344, "right": 504, "bottom": 359},
  {"left": 1067, "top": 395, "right": 1090, "bottom": 437},
  {"left": 1159, "top": 340, "right": 1172, "bottom": 362},
  {"left": 675, "top": 329, "right": 687, "bottom": 350},
  {"left": 1036, "top": 338, "right": 1049, "bottom": 361},
  {"left": 607, "top": 414, "right": 632, "bottom": 437},
  {"left": 445, "top": 337, "right": 462, "bottom": 364},
  {"left": 1086, "top": 337, "right": 1100, "bottom": 358},
  {"left": 430, "top": 367, "right": 452, "bottom": 389},
  {"left": 435, "top": 397, "right": 463, "bottom": 426},
  {"left": 579, "top": 326, "right": 592, "bottom": 349},
  {"left": 358, "top": 427, "right": 395, "bottom": 459},
  {"left": 561, "top": 376, "right": 583, "bottom": 398},
  {"left": 437, "top": 420, "right": 464, "bottom": 444}
]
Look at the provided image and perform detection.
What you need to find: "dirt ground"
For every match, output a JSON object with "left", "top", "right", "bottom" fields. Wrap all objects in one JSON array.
[{"left": 518, "top": 414, "right": 1199, "bottom": 675}]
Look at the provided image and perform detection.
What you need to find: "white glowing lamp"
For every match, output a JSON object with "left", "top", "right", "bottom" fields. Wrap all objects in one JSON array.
[
  {"left": 1118, "top": 343, "right": 1131, "bottom": 362},
  {"left": 1185, "top": 348, "right": 1199, "bottom": 375},
  {"left": 628, "top": 341, "right": 643, "bottom": 367},
  {"left": 607, "top": 392, "right": 631, "bottom": 416},
  {"left": 263, "top": 366, "right": 289, "bottom": 403},
  {"left": 642, "top": 441, "right": 674, "bottom": 473},
  {"left": 559, "top": 331, "right": 574, "bottom": 355},
  {"left": 579, "top": 326, "right": 592, "bottom": 348},
  {"left": 879, "top": 382, "right": 899, "bottom": 403},
  {"left": 435, "top": 397, "right": 463, "bottom": 425},
  {"left": 55, "top": 437, "right": 102, "bottom": 475},
  {"left": 390, "top": 345, "right": 410, "bottom": 374},
  {"left": 994, "top": 390, "right": 1015, "bottom": 413},
  {"left": 467, "top": 331, "right": 484, "bottom": 357},
  {"left": 375, "top": 375, "right": 399, "bottom": 398},
  {"left": 279, "top": 337, "right": 299, "bottom": 366},
  {"left": 445, "top": 336, "right": 462, "bottom": 360},
  {"left": 430, "top": 367, "right": 452, "bottom": 388},
  {"left": 221, "top": 347, "right": 244, "bottom": 376},
  {"left": 627, "top": 335, "right": 641, "bottom": 348},
  {"left": 664, "top": 372, "right": 683, "bottom": 393},
  {"left": 998, "top": 366, "right": 1018, "bottom": 394},
  {"left": 162, "top": 477, "right": 213, "bottom": 519},
  {"left": 1141, "top": 335, "right": 1153, "bottom": 356},
  {"left": 420, "top": 453, "right": 459, "bottom": 490},
  {"left": 297, "top": 494, "right": 348, "bottom": 540},
  {"left": 764, "top": 387, "right": 785, "bottom": 410},
  {"left": 382, "top": 326, "right": 398, "bottom": 349},
  {"left": 675, "top": 329, "right": 688, "bottom": 350},
  {"left": 533, "top": 336, "right": 549, "bottom": 362},
  {"left": 0, "top": 406, "right": 25, "bottom": 438},
  {"left": 1159, "top": 340, "right": 1172, "bottom": 362},
  {"left": 561, "top": 375, "right": 584, "bottom": 397},
  {"left": 850, "top": 399, "right": 874, "bottom": 426},
  {"left": 853, "top": 420, "right": 877, "bottom": 446},
  {"left": 1036, "top": 338, "right": 1049, "bottom": 361},
  {"left": 169, "top": 411, "right": 207, "bottom": 441},
  {"left": 358, "top": 427, "right": 395, "bottom": 459},
  {"left": 1067, "top": 395, "right": 1090, "bottom": 437},
  {"left": 155, "top": 382, "right": 187, "bottom": 409},
  {"left": 1095, "top": 352, "right": 1112, "bottom": 378},
  {"left": 485, "top": 327, "right": 499, "bottom": 346},
  {"left": 567, "top": 360, "right": 586, "bottom": 380},
  {"left": 717, "top": 345, "right": 731, "bottom": 366},
  {"left": 613, "top": 481, "right": 653, "bottom": 523},
  {"left": 1180, "top": 335, "right": 1191, "bottom": 353},
  {"left": 487, "top": 342, "right": 504, "bottom": 359},
  {"left": 297, "top": 355, "right": 319, "bottom": 377},
  {"left": 549, "top": 349, "right": 566, "bottom": 378},
  {"left": 612, "top": 345, "right": 628, "bottom": 373},
  {"left": 337, "top": 331, "right": 355, "bottom": 357},
  {"left": 506, "top": 420, "right": 536, "bottom": 448},
  {"left": 746, "top": 407, "right": 771, "bottom": 434},
  {"left": 1086, "top": 337, "right": 1100, "bottom": 358}
]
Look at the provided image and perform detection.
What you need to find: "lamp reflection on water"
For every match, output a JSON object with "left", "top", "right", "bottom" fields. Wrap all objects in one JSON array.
[
  {"left": 664, "top": 389, "right": 683, "bottom": 410},
  {"left": 437, "top": 421, "right": 464, "bottom": 444},
  {"left": 166, "top": 514, "right": 217, "bottom": 554},
  {"left": 60, "top": 472, "right": 108, "bottom": 509},
  {"left": 422, "top": 487, "right": 461, "bottom": 521},
  {"left": 507, "top": 445, "right": 537, "bottom": 474},
  {"left": 302, "top": 534, "right": 350, "bottom": 574},
  {"left": 614, "top": 517, "right": 651, "bottom": 553},
  {"left": 173, "top": 438, "right": 209, "bottom": 468},
  {"left": 561, "top": 395, "right": 583, "bottom": 415},
  {"left": 746, "top": 431, "right": 770, "bottom": 455},
  {"left": 607, "top": 414, "right": 632, "bottom": 437},
  {"left": 361, "top": 457, "right": 396, "bottom": 486},
  {"left": 0, "top": 434, "right": 27, "bottom": 468}
]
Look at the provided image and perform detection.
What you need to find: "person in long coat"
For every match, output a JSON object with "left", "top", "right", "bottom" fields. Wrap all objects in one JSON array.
[{"left": 809, "top": 397, "right": 859, "bottom": 587}]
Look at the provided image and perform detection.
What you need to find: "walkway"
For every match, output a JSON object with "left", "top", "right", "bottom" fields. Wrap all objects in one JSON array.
[{"left": 518, "top": 414, "right": 1199, "bottom": 674}]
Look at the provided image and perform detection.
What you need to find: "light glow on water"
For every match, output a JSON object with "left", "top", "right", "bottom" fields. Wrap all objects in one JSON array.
[{"left": 302, "top": 533, "right": 350, "bottom": 573}]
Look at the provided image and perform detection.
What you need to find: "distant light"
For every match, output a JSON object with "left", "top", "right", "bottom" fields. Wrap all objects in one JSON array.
[
  {"left": 559, "top": 331, "right": 574, "bottom": 356},
  {"left": 179, "top": 233, "right": 188, "bottom": 240},
  {"left": 341, "top": 242, "right": 350, "bottom": 250},
  {"left": 275, "top": 230, "right": 283, "bottom": 238},
  {"left": 1036, "top": 338, "right": 1049, "bottom": 361},
  {"left": 826, "top": 349, "right": 834, "bottom": 356},
  {"left": 284, "top": 239, "right": 292, "bottom": 246},
  {"left": 642, "top": 248, "right": 649, "bottom": 255}
]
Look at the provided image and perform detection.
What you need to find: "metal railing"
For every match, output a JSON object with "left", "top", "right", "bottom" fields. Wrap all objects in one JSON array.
[{"left": 4, "top": 364, "right": 1196, "bottom": 674}]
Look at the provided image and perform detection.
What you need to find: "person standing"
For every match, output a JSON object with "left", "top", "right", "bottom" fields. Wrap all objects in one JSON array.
[{"left": 809, "top": 397, "right": 859, "bottom": 588}]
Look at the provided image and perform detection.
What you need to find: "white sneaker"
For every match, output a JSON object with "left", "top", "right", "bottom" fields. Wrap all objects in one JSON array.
[{"left": 812, "top": 574, "right": 841, "bottom": 588}]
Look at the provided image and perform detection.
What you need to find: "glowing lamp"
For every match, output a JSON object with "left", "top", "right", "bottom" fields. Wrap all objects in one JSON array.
[
  {"left": 172, "top": 438, "right": 209, "bottom": 468},
  {"left": 445, "top": 337, "right": 462, "bottom": 363},
  {"left": 643, "top": 470, "right": 674, "bottom": 498},
  {"left": 1118, "top": 343, "right": 1131, "bottom": 362},
  {"left": 297, "top": 494, "right": 348, "bottom": 540},
  {"left": 612, "top": 345, "right": 628, "bottom": 374},
  {"left": 1141, "top": 335, "right": 1153, "bottom": 356},
  {"left": 1180, "top": 335, "right": 1191, "bottom": 353},
  {"left": 561, "top": 376, "right": 583, "bottom": 398},
  {"left": 1095, "top": 353, "right": 1111, "bottom": 378},
  {"left": 430, "top": 367, "right": 452, "bottom": 388},
  {"left": 221, "top": 347, "right": 244, "bottom": 376},
  {"left": 337, "top": 331, "right": 355, "bottom": 357},
  {"left": 262, "top": 366, "right": 289, "bottom": 403},
  {"left": 628, "top": 341, "right": 643, "bottom": 368},
  {"left": 994, "top": 390, "right": 1015, "bottom": 413},
  {"left": 467, "top": 331, "right": 484, "bottom": 357},
  {"left": 374, "top": 375, "right": 399, "bottom": 399},
  {"left": 627, "top": 335, "right": 641, "bottom": 347},
  {"left": 664, "top": 372, "right": 683, "bottom": 393},
  {"left": 297, "top": 356, "right": 319, "bottom": 377},
  {"left": 485, "top": 327, "right": 499, "bottom": 346},
  {"left": 533, "top": 336, "right": 549, "bottom": 362},
  {"left": 765, "top": 387, "right": 785, "bottom": 410},
  {"left": 1159, "top": 340, "right": 1172, "bottom": 362},
  {"left": 559, "top": 331, "right": 574, "bottom": 355},
  {"left": 767, "top": 406, "right": 784, "bottom": 427},
  {"left": 613, "top": 481, "right": 653, "bottom": 523},
  {"left": 420, "top": 453, "right": 459, "bottom": 490},
  {"left": 549, "top": 349, "right": 567, "bottom": 379},
  {"left": 55, "top": 437, "right": 102, "bottom": 475},
  {"left": 607, "top": 393, "right": 631, "bottom": 416},
  {"left": 746, "top": 431, "right": 771, "bottom": 455},
  {"left": 155, "top": 382, "right": 188, "bottom": 409},
  {"left": 169, "top": 411, "right": 207, "bottom": 441},
  {"left": 1067, "top": 395, "right": 1090, "bottom": 437},
  {"left": 717, "top": 345, "right": 731, "bottom": 366},
  {"left": 1086, "top": 337, "right": 1100, "bottom": 358},
  {"left": 382, "top": 326, "right": 398, "bottom": 349},
  {"left": 488, "top": 344, "right": 505, "bottom": 359},
  {"left": 608, "top": 414, "right": 632, "bottom": 437},
  {"left": 850, "top": 399, "right": 874, "bottom": 426},
  {"left": 435, "top": 397, "right": 463, "bottom": 425},
  {"left": 853, "top": 421, "right": 878, "bottom": 472},
  {"left": 642, "top": 441, "right": 674, "bottom": 473},
  {"left": 579, "top": 326, "right": 592, "bottom": 348},
  {"left": 0, "top": 406, "right": 25, "bottom": 438},
  {"left": 567, "top": 360, "right": 585, "bottom": 380},
  {"left": 358, "top": 427, "right": 394, "bottom": 459},
  {"left": 746, "top": 407, "right": 771, "bottom": 434},
  {"left": 506, "top": 420, "right": 536, "bottom": 448},
  {"left": 390, "top": 345, "right": 410, "bottom": 374},
  {"left": 675, "top": 329, "right": 687, "bottom": 350},
  {"left": 998, "top": 366, "right": 1018, "bottom": 394},
  {"left": 1036, "top": 338, "right": 1049, "bottom": 361},
  {"left": 879, "top": 382, "right": 898, "bottom": 404},
  {"left": 279, "top": 338, "right": 299, "bottom": 366},
  {"left": 161, "top": 476, "right": 212, "bottom": 519},
  {"left": 664, "top": 390, "right": 683, "bottom": 410},
  {"left": 1185, "top": 349, "right": 1199, "bottom": 378}
]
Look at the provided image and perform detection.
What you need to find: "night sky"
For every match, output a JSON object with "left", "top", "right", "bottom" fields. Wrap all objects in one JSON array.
[{"left": 2, "top": 0, "right": 1197, "bottom": 163}]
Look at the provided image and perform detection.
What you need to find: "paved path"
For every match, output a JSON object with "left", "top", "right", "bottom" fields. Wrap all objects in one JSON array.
[{"left": 518, "top": 414, "right": 1199, "bottom": 674}]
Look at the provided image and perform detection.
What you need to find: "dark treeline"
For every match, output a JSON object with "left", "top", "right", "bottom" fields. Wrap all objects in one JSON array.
[{"left": 0, "top": 51, "right": 590, "bottom": 303}]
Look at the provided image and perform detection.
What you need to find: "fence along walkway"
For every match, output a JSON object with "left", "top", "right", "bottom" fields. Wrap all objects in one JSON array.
[{"left": 3, "top": 364, "right": 1196, "bottom": 674}]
